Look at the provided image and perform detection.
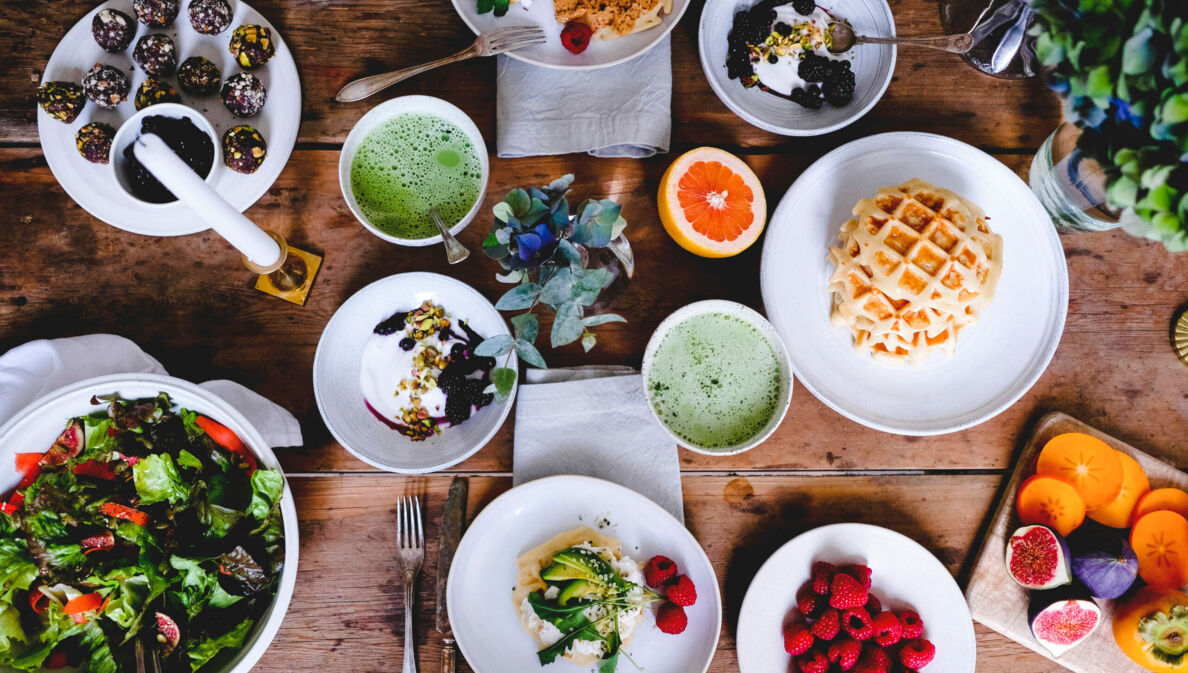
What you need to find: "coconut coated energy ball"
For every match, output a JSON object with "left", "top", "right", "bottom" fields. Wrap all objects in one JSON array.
[
  {"left": 133, "top": 34, "right": 179, "bottom": 76},
  {"left": 134, "top": 0, "right": 180, "bottom": 26},
  {"left": 188, "top": 0, "right": 233, "bottom": 34},
  {"left": 220, "top": 72, "right": 266, "bottom": 117},
  {"left": 92, "top": 8, "right": 135, "bottom": 52},
  {"left": 82, "top": 64, "right": 130, "bottom": 108}
]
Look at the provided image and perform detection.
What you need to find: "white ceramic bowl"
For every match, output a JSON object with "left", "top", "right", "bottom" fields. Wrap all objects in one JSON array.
[
  {"left": 110, "top": 103, "right": 221, "bottom": 206},
  {"left": 759, "top": 132, "right": 1068, "bottom": 435},
  {"left": 447, "top": 475, "right": 722, "bottom": 673},
  {"left": 338, "top": 96, "right": 489, "bottom": 247},
  {"left": 313, "top": 272, "right": 516, "bottom": 473},
  {"left": 641, "top": 299, "right": 793, "bottom": 455},
  {"left": 698, "top": 0, "right": 896, "bottom": 135},
  {"left": 0, "top": 373, "right": 298, "bottom": 673},
  {"left": 737, "top": 523, "right": 976, "bottom": 673},
  {"left": 37, "top": 0, "right": 301, "bottom": 236}
]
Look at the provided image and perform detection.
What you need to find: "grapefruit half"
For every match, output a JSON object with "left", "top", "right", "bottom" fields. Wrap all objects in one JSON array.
[{"left": 658, "top": 147, "right": 767, "bottom": 258}]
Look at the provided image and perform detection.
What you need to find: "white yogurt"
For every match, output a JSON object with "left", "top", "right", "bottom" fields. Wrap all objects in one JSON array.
[{"left": 751, "top": 6, "right": 839, "bottom": 96}]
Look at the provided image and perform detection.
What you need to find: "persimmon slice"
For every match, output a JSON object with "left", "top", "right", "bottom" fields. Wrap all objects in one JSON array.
[
  {"left": 1131, "top": 510, "right": 1188, "bottom": 589},
  {"left": 1132, "top": 488, "right": 1188, "bottom": 526},
  {"left": 1035, "top": 433, "right": 1124, "bottom": 511},
  {"left": 1088, "top": 451, "right": 1150, "bottom": 528},
  {"left": 1017, "top": 475, "right": 1086, "bottom": 537}
]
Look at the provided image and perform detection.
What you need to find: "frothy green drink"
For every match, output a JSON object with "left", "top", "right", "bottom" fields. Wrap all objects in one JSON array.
[
  {"left": 646, "top": 312, "right": 782, "bottom": 450},
  {"left": 350, "top": 113, "right": 483, "bottom": 240}
]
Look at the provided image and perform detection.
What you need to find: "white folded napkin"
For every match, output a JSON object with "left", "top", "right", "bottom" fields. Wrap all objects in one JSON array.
[
  {"left": 0, "top": 334, "right": 302, "bottom": 448},
  {"left": 495, "top": 37, "right": 672, "bottom": 159},
  {"left": 513, "top": 366, "right": 684, "bottom": 522}
]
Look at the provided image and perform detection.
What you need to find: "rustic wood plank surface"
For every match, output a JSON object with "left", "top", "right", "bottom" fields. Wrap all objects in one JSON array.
[{"left": 1, "top": 0, "right": 1185, "bottom": 671}]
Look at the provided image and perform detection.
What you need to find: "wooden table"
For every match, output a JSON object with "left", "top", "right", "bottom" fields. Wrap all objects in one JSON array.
[{"left": 2, "top": 0, "right": 1186, "bottom": 671}]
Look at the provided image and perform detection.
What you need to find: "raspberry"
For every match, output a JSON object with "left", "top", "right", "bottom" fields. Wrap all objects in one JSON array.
[
  {"left": 643, "top": 556, "right": 677, "bottom": 588},
  {"left": 812, "top": 561, "right": 837, "bottom": 595},
  {"left": 859, "top": 644, "right": 892, "bottom": 672},
  {"left": 798, "top": 582, "right": 824, "bottom": 618},
  {"left": 842, "top": 608, "right": 875, "bottom": 641},
  {"left": 827, "top": 637, "right": 862, "bottom": 671},
  {"left": 865, "top": 593, "right": 882, "bottom": 614},
  {"left": 784, "top": 623, "right": 815, "bottom": 656},
  {"left": 899, "top": 639, "right": 935, "bottom": 669},
  {"left": 810, "top": 608, "right": 841, "bottom": 641},
  {"left": 841, "top": 564, "right": 873, "bottom": 589},
  {"left": 655, "top": 602, "right": 687, "bottom": 634},
  {"left": 560, "top": 21, "right": 593, "bottom": 54},
  {"left": 666, "top": 575, "right": 697, "bottom": 607},
  {"left": 896, "top": 610, "right": 924, "bottom": 639},
  {"left": 796, "top": 648, "right": 829, "bottom": 673},
  {"left": 829, "top": 573, "right": 868, "bottom": 610},
  {"left": 872, "top": 611, "right": 903, "bottom": 647}
]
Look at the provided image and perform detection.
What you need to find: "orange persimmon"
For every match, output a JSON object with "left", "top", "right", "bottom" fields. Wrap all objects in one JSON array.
[
  {"left": 1016, "top": 474, "right": 1086, "bottom": 537},
  {"left": 1114, "top": 586, "right": 1188, "bottom": 673},
  {"left": 1035, "top": 432, "right": 1124, "bottom": 511},
  {"left": 1088, "top": 451, "right": 1150, "bottom": 528},
  {"left": 1131, "top": 510, "right": 1188, "bottom": 589},
  {"left": 1133, "top": 488, "right": 1188, "bottom": 527}
]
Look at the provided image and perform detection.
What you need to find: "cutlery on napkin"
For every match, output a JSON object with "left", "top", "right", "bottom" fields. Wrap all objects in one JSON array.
[
  {"left": 513, "top": 366, "right": 684, "bottom": 522},
  {"left": 495, "top": 38, "right": 672, "bottom": 158},
  {"left": 0, "top": 334, "right": 301, "bottom": 448}
]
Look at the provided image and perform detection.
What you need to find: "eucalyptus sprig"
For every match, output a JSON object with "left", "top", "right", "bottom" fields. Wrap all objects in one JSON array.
[
  {"left": 477, "top": 175, "right": 629, "bottom": 401},
  {"left": 1031, "top": 0, "right": 1188, "bottom": 250}
]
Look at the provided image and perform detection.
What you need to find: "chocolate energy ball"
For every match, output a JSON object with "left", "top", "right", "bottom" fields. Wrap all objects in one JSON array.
[
  {"left": 220, "top": 72, "right": 266, "bottom": 117},
  {"left": 177, "top": 56, "right": 222, "bottom": 96},
  {"left": 75, "top": 122, "right": 116, "bottom": 164},
  {"left": 135, "top": 76, "right": 181, "bottom": 110},
  {"left": 134, "top": 0, "right": 179, "bottom": 26},
  {"left": 92, "top": 8, "right": 135, "bottom": 52},
  {"left": 133, "top": 34, "right": 178, "bottom": 76},
  {"left": 222, "top": 125, "right": 267, "bottom": 174},
  {"left": 188, "top": 0, "right": 233, "bottom": 34},
  {"left": 82, "top": 64, "right": 130, "bottom": 108},
  {"left": 36, "top": 82, "right": 86, "bottom": 123},
  {"left": 228, "top": 24, "right": 275, "bottom": 69}
]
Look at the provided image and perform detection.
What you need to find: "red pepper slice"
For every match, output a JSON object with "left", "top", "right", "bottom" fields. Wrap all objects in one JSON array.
[
  {"left": 8, "top": 491, "right": 24, "bottom": 510},
  {"left": 72, "top": 460, "right": 116, "bottom": 480},
  {"left": 99, "top": 502, "right": 149, "bottom": 527},
  {"left": 44, "top": 650, "right": 70, "bottom": 669},
  {"left": 15, "top": 453, "right": 42, "bottom": 489},
  {"left": 195, "top": 416, "right": 257, "bottom": 473},
  {"left": 28, "top": 587, "right": 48, "bottom": 614},
  {"left": 62, "top": 592, "right": 103, "bottom": 616}
]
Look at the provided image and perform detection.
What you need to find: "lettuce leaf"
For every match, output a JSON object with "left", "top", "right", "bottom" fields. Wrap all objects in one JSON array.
[
  {"left": 78, "top": 620, "right": 118, "bottom": 673},
  {"left": 246, "top": 470, "right": 283, "bottom": 523},
  {"left": 185, "top": 618, "right": 254, "bottom": 672},
  {"left": 133, "top": 454, "right": 188, "bottom": 505},
  {"left": 0, "top": 604, "right": 27, "bottom": 659},
  {"left": 81, "top": 416, "right": 117, "bottom": 460},
  {"left": 0, "top": 539, "right": 39, "bottom": 603},
  {"left": 93, "top": 565, "right": 170, "bottom": 640},
  {"left": 169, "top": 557, "right": 242, "bottom": 619}
]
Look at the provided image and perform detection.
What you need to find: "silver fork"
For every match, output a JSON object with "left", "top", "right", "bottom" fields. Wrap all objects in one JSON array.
[
  {"left": 396, "top": 495, "right": 425, "bottom": 673},
  {"left": 336, "top": 27, "right": 547, "bottom": 102}
]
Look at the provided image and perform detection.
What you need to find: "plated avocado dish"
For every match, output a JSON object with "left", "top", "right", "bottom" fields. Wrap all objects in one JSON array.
[{"left": 0, "top": 393, "right": 285, "bottom": 673}]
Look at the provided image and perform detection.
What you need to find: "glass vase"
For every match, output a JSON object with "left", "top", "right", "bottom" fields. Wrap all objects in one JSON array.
[
  {"left": 577, "top": 234, "right": 634, "bottom": 315},
  {"left": 1029, "top": 123, "right": 1122, "bottom": 233}
]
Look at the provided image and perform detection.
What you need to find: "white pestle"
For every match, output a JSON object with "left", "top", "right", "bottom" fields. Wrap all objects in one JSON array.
[{"left": 133, "top": 132, "right": 283, "bottom": 268}]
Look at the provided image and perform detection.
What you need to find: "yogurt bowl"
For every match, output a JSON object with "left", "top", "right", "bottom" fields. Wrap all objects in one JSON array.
[
  {"left": 339, "top": 95, "right": 489, "bottom": 247},
  {"left": 641, "top": 300, "right": 794, "bottom": 455}
]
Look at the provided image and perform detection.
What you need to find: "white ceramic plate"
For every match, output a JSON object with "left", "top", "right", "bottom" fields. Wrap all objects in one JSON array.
[
  {"left": 737, "top": 523, "right": 976, "bottom": 673},
  {"left": 760, "top": 132, "right": 1068, "bottom": 435},
  {"left": 0, "top": 373, "right": 298, "bottom": 673},
  {"left": 698, "top": 0, "right": 895, "bottom": 135},
  {"left": 313, "top": 272, "right": 517, "bottom": 474},
  {"left": 37, "top": 0, "right": 301, "bottom": 236},
  {"left": 451, "top": 0, "right": 688, "bottom": 69},
  {"left": 448, "top": 475, "right": 722, "bottom": 673}
]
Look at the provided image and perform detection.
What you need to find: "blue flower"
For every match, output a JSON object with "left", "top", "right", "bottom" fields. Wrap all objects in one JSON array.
[
  {"left": 1110, "top": 97, "right": 1141, "bottom": 127},
  {"left": 514, "top": 224, "right": 558, "bottom": 261}
]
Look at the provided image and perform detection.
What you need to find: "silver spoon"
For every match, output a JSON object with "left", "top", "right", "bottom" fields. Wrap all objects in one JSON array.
[
  {"left": 827, "top": 21, "right": 974, "bottom": 54},
  {"left": 430, "top": 209, "right": 470, "bottom": 264}
]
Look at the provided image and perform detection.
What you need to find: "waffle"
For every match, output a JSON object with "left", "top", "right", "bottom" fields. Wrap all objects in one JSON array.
[{"left": 827, "top": 178, "right": 1004, "bottom": 365}]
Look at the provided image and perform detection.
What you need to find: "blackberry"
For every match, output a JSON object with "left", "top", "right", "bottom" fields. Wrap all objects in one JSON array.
[
  {"left": 767, "top": 52, "right": 778, "bottom": 64},
  {"left": 798, "top": 54, "right": 830, "bottom": 82},
  {"left": 773, "top": 21, "right": 792, "bottom": 36},
  {"left": 824, "top": 68, "right": 856, "bottom": 106},
  {"left": 790, "top": 87, "right": 823, "bottom": 109},
  {"left": 791, "top": 0, "right": 815, "bottom": 14},
  {"left": 373, "top": 312, "right": 407, "bottom": 335},
  {"left": 445, "top": 395, "right": 472, "bottom": 426},
  {"left": 438, "top": 370, "right": 465, "bottom": 396},
  {"left": 748, "top": 5, "right": 776, "bottom": 29},
  {"left": 463, "top": 380, "right": 488, "bottom": 404},
  {"left": 450, "top": 343, "right": 469, "bottom": 359},
  {"left": 399, "top": 337, "right": 416, "bottom": 351}
]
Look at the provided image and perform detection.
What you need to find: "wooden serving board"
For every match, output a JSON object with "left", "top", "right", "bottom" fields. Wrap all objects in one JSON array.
[{"left": 965, "top": 412, "right": 1186, "bottom": 672}]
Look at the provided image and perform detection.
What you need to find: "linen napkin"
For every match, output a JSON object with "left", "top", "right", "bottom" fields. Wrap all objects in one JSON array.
[
  {"left": 0, "top": 334, "right": 302, "bottom": 448},
  {"left": 495, "top": 36, "right": 672, "bottom": 159},
  {"left": 513, "top": 366, "right": 684, "bottom": 523}
]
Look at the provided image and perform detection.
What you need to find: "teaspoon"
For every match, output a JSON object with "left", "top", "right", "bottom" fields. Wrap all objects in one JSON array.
[
  {"left": 827, "top": 21, "right": 974, "bottom": 54},
  {"left": 430, "top": 208, "right": 470, "bottom": 265}
]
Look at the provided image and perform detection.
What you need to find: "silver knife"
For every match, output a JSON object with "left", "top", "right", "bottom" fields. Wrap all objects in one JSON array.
[{"left": 436, "top": 477, "right": 468, "bottom": 673}]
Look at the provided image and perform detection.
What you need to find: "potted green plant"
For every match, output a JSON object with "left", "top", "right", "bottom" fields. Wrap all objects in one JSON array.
[
  {"left": 475, "top": 175, "right": 633, "bottom": 400},
  {"left": 1028, "top": 0, "right": 1187, "bottom": 251}
]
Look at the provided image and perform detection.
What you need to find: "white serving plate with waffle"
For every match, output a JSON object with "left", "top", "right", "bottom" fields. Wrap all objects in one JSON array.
[
  {"left": 759, "top": 132, "right": 1068, "bottom": 435},
  {"left": 37, "top": 0, "right": 300, "bottom": 236}
]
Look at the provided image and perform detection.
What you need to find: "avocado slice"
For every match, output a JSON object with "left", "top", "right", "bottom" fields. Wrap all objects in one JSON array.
[
  {"left": 549, "top": 547, "right": 614, "bottom": 585},
  {"left": 541, "top": 563, "right": 593, "bottom": 582},
  {"left": 557, "top": 580, "right": 598, "bottom": 606}
]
